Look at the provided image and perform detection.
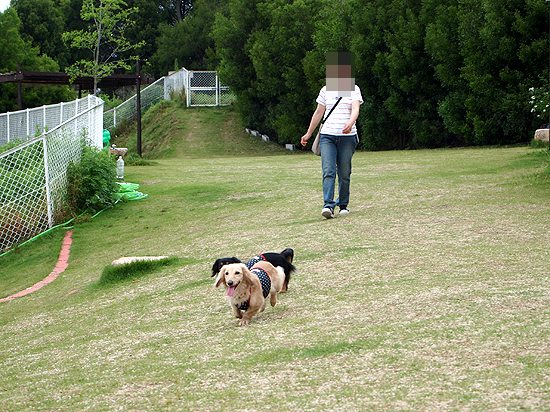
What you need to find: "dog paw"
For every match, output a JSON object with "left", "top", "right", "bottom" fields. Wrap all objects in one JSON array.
[{"left": 239, "top": 319, "right": 250, "bottom": 326}]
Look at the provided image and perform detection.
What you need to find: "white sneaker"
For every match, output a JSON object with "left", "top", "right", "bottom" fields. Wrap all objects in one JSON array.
[
  {"left": 339, "top": 206, "right": 349, "bottom": 215},
  {"left": 321, "top": 207, "right": 334, "bottom": 219}
]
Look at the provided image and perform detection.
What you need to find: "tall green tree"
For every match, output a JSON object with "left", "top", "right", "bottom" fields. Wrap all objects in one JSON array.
[
  {"left": 62, "top": 0, "right": 144, "bottom": 94},
  {"left": 13, "top": 0, "right": 90, "bottom": 69},
  {"left": 247, "top": 0, "right": 322, "bottom": 141},
  {"left": 349, "top": 0, "right": 451, "bottom": 149},
  {"left": 124, "top": 0, "right": 165, "bottom": 73},
  {"left": 213, "top": 0, "right": 321, "bottom": 142},
  {"left": 150, "top": 0, "right": 225, "bottom": 75},
  {"left": 0, "top": 8, "right": 74, "bottom": 113},
  {"left": 455, "top": 0, "right": 546, "bottom": 145},
  {"left": 159, "top": 0, "right": 193, "bottom": 25},
  {"left": 212, "top": 0, "right": 264, "bottom": 130},
  {"left": 13, "top": 0, "right": 67, "bottom": 65},
  {"left": 423, "top": 0, "right": 469, "bottom": 144}
]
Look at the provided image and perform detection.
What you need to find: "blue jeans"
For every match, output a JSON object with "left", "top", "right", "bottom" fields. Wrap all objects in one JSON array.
[{"left": 320, "top": 133, "right": 357, "bottom": 209}]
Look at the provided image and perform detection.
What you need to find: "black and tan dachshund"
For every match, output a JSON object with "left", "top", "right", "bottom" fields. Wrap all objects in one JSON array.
[{"left": 211, "top": 248, "right": 295, "bottom": 292}]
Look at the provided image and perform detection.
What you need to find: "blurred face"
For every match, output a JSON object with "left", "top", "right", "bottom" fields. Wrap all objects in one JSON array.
[{"left": 326, "top": 52, "right": 355, "bottom": 97}]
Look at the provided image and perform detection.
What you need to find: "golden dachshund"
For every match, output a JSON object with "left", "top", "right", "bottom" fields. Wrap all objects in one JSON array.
[{"left": 215, "top": 261, "right": 285, "bottom": 326}]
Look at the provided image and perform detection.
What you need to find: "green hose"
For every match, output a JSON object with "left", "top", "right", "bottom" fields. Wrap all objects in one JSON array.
[{"left": 0, "top": 214, "right": 79, "bottom": 258}]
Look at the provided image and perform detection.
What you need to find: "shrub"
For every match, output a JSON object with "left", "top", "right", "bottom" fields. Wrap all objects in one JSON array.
[{"left": 66, "top": 144, "right": 118, "bottom": 214}]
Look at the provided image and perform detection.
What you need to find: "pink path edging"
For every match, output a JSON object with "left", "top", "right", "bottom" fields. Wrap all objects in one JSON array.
[{"left": 0, "top": 229, "right": 73, "bottom": 303}]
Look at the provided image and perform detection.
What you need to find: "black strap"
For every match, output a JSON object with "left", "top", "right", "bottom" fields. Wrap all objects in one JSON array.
[{"left": 321, "top": 97, "right": 343, "bottom": 125}]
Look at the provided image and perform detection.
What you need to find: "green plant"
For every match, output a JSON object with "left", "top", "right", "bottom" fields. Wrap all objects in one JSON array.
[
  {"left": 528, "top": 83, "right": 549, "bottom": 122},
  {"left": 62, "top": 0, "right": 144, "bottom": 94},
  {"left": 0, "top": 138, "right": 26, "bottom": 155},
  {"left": 531, "top": 138, "right": 549, "bottom": 149},
  {"left": 66, "top": 144, "right": 118, "bottom": 214},
  {"left": 169, "top": 87, "right": 187, "bottom": 108},
  {"left": 124, "top": 152, "right": 156, "bottom": 166},
  {"left": 98, "top": 92, "right": 123, "bottom": 111}
]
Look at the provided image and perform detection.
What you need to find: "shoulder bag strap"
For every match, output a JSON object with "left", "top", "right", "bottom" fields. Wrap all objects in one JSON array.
[{"left": 321, "top": 97, "right": 343, "bottom": 125}]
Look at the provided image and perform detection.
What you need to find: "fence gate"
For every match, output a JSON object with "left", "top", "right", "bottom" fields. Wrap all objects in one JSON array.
[{"left": 187, "top": 71, "right": 233, "bottom": 107}]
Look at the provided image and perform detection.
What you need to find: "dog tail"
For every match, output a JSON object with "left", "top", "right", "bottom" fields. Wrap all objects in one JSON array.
[{"left": 280, "top": 260, "right": 295, "bottom": 293}]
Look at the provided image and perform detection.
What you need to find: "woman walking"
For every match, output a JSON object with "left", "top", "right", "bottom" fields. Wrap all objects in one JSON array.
[{"left": 300, "top": 52, "right": 363, "bottom": 219}]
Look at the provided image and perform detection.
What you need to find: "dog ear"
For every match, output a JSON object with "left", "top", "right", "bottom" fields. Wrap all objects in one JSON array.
[
  {"left": 214, "top": 268, "right": 226, "bottom": 288},
  {"left": 211, "top": 257, "right": 242, "bottom": 277},
  {"left": 240, "top": 263, "right": 253, "bottom": 282},
  {"left": 211, "top": 259, "right": 222, "bottom": 277}
]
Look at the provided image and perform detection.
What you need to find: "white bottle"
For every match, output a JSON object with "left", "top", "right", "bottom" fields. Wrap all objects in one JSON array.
[{"left": 116, "top": 156, "right": 124, "bottom": 179}]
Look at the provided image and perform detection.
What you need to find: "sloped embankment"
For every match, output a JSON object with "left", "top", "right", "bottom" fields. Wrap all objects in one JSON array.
[{"left": 112, "top": 102, "right": 293, "bottom": 159}]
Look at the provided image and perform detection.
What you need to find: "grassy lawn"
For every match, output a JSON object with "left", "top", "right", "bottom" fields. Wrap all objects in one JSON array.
[{"left": 1, "top": 105, "right": 549, "bottom": 411}]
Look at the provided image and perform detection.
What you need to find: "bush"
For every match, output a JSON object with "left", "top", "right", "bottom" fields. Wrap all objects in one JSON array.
[
  {"left": 66, "top": 145, "right": 118, "bottom": 214},
  {"left": 531, "top": 138, "right": 549, "bottom": 149}
]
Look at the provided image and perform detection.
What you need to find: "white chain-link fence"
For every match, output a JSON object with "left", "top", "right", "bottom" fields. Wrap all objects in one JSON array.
[
  {"left": 103, "top": 77, "right": 166, "bottom": 130},
  {"left": 103, "top": 68, "right": 235, "bottom": 130},
  {"left": 187, "top": 71, "right": 234, "bottom": 106},
  {"left": 0, "top": 96, "right": 103, "bottom": 253},
  {"left": 0, "top": 67, "right": 233, "bottom": 252},
  {"left": 0, "top": 95, "right": 102, "bottom": 147}
]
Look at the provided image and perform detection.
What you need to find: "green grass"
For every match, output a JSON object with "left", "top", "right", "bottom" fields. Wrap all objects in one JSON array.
[
  {"left": 0, "top": 228, "right": 66, "bottom": 298},
  {"left": 1, "top": 104, "right": 550, "bottom": 410},
  {"left": 97, "top": 257, "right": 183, "bottom": 286}
]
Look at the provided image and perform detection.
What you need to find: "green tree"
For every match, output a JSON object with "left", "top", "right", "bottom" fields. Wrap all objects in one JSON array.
[
  {"left": 212, "top": 0, "right": 321, "bottom": 143},
  {"left": 348, "top": 0, "right": 452, "bottom": 149},
  {"left": 247, "top": 0, "right": 322, "bottom": 142},
  {"left": 150, "top": 0, "right": 225, "bottom": 75},
  {"left": 0, "top": 8, "right": 74, "bottom": 113},
  {"left": 124, "top": 0, "right": 166, "bottom": 74},
  {"left": 159, "top": 0, "right": 193, "bottom": 25},
  {"left": 212, "top": 0, "right": 264, "bottom": 130},
  {"left": 423, "top": 0, "right": 469, "bottom": 144},
  {"left": 62, "top": 0, "right": 145, "bottom": 94},
  {"left": 456, "top": 0, "right": 546, "bottom": 145},
  {"left": 13, "top": 0, "right": 67, "bottom": 65}
]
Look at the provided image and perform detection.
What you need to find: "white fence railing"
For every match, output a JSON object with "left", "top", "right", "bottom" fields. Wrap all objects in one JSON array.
[
  {"left": 0, "top": 95, "right": 103, "bottom": 147},
  {"left": 0, "top": 96, "right": 103, "bottom": 252},
  {"left": 0, "top": 67, "right": 234, "bottom": 252},
  {"left": 103, "top": 68, "right": 234, "bottom": 130},
  {"left": 103, "top": 77, "right": 166, "bottom": 131}
]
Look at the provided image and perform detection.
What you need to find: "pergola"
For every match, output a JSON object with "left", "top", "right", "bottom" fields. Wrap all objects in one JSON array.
[{"left": 0, "top": 62, "right": 149, "bottom": 155}]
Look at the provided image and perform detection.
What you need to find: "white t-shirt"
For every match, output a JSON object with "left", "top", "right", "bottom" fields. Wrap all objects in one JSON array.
[{"left": 316, "top": 85, "right": 363, "bottom": 136}]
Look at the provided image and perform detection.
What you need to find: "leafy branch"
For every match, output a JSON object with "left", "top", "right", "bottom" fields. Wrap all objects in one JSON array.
[{"left": 62, "top": 0, "right": 145, "bottom": 94}]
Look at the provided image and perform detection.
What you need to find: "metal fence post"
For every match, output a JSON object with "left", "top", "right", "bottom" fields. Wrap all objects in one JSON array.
[{"left": 42, "top": 136, "right": 53, "bottom": 228}]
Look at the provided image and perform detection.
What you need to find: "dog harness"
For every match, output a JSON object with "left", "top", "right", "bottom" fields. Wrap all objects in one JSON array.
[
  {"left": 234, "top": 266, "right": 271, "bottom": 311},
  {"left": 245, "top": 254, "right": 266, "bottom": 269}
]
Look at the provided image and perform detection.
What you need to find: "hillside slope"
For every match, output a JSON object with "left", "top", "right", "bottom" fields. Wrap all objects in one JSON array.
[{"left": 111, "top": 101, "right": 296, "bottom": 159}]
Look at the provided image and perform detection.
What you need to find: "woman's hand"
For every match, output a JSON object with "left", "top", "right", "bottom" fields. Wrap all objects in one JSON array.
[
  {"left": 342, "top": 100, "right": 361, "bottom": 134},
  {"left": 300, "top": 133, "right": 311, "bottom": 146},
  {"left": 342, "top": 122, "right": 353, "bottom": 134}
]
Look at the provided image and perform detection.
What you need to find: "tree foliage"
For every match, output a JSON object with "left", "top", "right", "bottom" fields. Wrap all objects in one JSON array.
[
  {"left": 0, "top": 8, "right": 74, "bottom": 112},
  {"left": 149, "top": 0, "right": 224, "bottom": 74},
  {"left": 62, "top": 0, "right": 145, "bottom": 93},
  {"left": 212, "top": 0, "right": 322, "bottom": 141},
  {"left": 3, "top": 0, "right": 549, "bottom": 149},
  {"left": 211, "top": 0, "right": 548, "bottom": 149}
]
